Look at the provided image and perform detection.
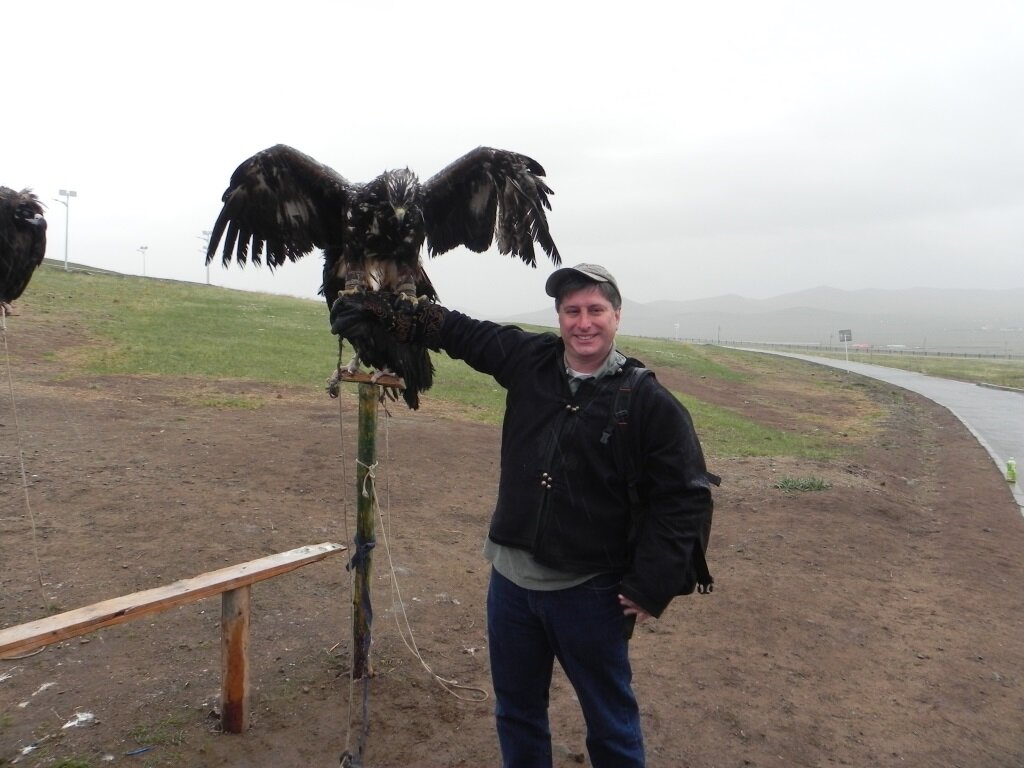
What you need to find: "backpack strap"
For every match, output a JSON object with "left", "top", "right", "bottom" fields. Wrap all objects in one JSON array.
[{"left": 600, "top": 366, "right": 652, "bottom": 510}]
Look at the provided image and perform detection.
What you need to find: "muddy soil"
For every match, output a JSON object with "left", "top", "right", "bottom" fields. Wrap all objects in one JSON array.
[{"left": 2, "top": 308, "right": 1023, "bottom": 767}]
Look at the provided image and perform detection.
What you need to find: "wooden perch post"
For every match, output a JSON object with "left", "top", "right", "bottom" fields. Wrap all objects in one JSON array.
[
  {"left": 351, "top": 382, "right": 378, "bottom": 680},
  {"left": 221, "top": 585, "right": 251, "bottom": 732}
]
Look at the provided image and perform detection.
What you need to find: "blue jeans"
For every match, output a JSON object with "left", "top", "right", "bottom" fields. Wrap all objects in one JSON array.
[{"left": 486, "top": 568, "right": 645, "bottom": 768}]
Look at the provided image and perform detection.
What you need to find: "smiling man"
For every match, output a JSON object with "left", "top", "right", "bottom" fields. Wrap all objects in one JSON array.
[
  {"left": 552, "top": 263, "right": 622, "bottom": 373},
  {"left": 331, "top": 263, "right": 717, "bottom": 768}
]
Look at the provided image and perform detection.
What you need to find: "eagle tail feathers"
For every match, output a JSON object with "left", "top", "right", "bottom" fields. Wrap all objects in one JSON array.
[{"left": 336, "top": 315, "right": 434, "bottom": 410}]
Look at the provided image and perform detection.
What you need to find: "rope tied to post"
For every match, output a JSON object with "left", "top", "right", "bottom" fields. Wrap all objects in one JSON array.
[{"left": 356, "top": 459, "right": 378, "bottom": 498}]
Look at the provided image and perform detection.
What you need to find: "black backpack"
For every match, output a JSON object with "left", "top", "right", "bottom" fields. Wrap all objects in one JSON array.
[{"left": 600, "top": 365, "right": 720, "bottom": 595}]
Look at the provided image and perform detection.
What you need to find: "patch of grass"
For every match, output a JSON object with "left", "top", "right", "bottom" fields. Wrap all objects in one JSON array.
[
  {"left": 28, "top": 265, "right": 337, "bottom": 386},
  {"left": 679, "top": 396, "right": 836, "bottom": 459},
  {"left": 53, "top": 760, "right": 93, "bottom": 768},
  {"left": 191, "top": 395, "right": 266, "bottom": 410},
  {"left": 428, "top": 352, "right": 509, "bottom": 424},
  {"left": 128, "top": 712, "right": 190, "bottom": 747},
  {"left": 618, "top": 337, "right": 748, "bottom": 382},
  {"left": 773, "top": 477, "right": 833, "bottom": 491},
  {"left": 793, "top": 349, "right": 1024, "bottom": 390}
]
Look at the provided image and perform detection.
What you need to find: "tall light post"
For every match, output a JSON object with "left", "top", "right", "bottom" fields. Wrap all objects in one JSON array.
[
  {"left": 137, "top": 246, "right": 149, "bottom": 277},
  {"left": 199, "top": 230, "right": 213, "bottom": 284},
  {"left": 56, "top": 189, "right": 77, "bottom": 271}
]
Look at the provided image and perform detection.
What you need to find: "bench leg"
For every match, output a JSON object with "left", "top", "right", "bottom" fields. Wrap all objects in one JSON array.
[{"left": 221, "top": 585, "right": 251, "bottom": 733}]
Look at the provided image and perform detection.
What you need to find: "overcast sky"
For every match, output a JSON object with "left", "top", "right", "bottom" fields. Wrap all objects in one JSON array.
[{"left": 5, "top": 1, "right": 1022, "bottom": 318}]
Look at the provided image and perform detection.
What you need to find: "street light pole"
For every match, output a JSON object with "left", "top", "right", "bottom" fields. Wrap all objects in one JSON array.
[
  {"left": 200, "top": 230, "right": 213, "bottom": 284},
  {"left": 57, "top": 189, "right": 78, "bottom": 271},
  {"left": 137, "top": 246, "right": 149, "bottom": 277}
]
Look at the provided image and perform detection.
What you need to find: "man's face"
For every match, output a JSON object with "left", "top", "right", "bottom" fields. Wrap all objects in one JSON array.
[{"left": 558, "top": 284, "right": 621, "bottom": 373}]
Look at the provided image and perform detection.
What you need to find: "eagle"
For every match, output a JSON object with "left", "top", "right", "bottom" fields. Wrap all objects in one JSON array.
[
  {"left": 206, "top": 144, "right": 561, "bottom": 408},
  {"left": 0, "top": 187, "right": 47, "bottom": 314}
]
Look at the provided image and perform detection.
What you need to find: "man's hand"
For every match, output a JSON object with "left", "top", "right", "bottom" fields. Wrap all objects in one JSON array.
[{"left": 618, "top": 594, "right": 652, "bottom": 624}]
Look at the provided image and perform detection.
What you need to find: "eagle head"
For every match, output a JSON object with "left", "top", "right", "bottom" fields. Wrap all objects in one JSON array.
[
  {"left": 384, "top": 168, "right": 419, "bottom": 223},
  {"left": 14, "top": 191, "right": 46, "bottom": 228}
]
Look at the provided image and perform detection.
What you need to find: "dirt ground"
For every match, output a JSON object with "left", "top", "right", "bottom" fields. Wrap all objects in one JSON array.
[{"left": 2, "top": 306, "right": 1024, "bottom": 768}]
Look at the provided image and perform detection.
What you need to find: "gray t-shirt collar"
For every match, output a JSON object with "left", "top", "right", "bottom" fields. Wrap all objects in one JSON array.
[{"left": 565, "top": 349, "right": 627, "bottom": 393}]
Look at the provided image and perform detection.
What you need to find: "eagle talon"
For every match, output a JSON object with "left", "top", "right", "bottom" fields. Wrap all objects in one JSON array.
[
  {"left": 395, "top": 293, "right": 419, "bottom": 308},
  {"left": 344, "top": 271, "right": 367, "bottom": 293},
  {"left": 326, "top": 351, "right": 362, "bottom": 398},
  {"left": 369, "top": 367, "right": 397, "bottom": 384}
]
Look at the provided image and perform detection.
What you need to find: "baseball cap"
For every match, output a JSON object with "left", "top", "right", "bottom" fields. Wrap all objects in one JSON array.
[{"left": 544, "top": 263, "right": 620, "bottom": 298}]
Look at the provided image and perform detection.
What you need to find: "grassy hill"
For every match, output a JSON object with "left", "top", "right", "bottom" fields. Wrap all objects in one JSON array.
[{"left": 11, "top": 264, "right": 1021, "bottom": 463}]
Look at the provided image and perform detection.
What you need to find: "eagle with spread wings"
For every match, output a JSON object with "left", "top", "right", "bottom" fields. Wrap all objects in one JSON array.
[
  {"left": 1, "top": 187, "right": 47, "bottom": 313},
  {"left": 206, "top": 144, "right": 560, "bottom": 408}
]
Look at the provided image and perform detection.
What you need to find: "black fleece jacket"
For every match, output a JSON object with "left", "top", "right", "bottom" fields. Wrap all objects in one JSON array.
[{"left": 436, "top": 310, "right": 715, "bottom": 618}]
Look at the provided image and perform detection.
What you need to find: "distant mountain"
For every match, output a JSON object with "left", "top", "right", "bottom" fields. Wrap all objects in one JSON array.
[{"left": 503, "top": 287, "right": 1024, "bottom": 353}]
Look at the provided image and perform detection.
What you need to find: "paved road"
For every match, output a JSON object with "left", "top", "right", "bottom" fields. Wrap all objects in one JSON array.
[{"left": 737, "top": 350, "right": 1024, "bottom": 514}]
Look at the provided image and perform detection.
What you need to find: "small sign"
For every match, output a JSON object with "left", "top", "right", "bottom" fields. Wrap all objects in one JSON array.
[{"left": 839, "top": 329, "right": 852, "bottom": 343}]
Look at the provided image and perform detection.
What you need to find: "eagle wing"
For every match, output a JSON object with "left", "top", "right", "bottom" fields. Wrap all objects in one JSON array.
[
  {"left": 0, "top": 187, "right": 47, "bottom": 304},
  {"left": 207, "top": 145, "right": 354, "bottom": 269},
  {"left": 420, "top": 147, "right": 560, "bottom": 267}
]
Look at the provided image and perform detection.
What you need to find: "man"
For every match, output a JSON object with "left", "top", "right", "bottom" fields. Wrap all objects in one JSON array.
[{"left": 331, "top": 263, "right": 716, "bottom": 768}]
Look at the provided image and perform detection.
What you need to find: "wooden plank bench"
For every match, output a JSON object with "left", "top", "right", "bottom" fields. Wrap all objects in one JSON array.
[{"left": 0, "top": 541, "right": 346, "bottom": 733}]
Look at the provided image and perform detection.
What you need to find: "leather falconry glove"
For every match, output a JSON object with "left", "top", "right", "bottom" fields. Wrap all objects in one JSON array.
[{"left": 330, "top": 291, "right": 447, "bottom": 348}]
